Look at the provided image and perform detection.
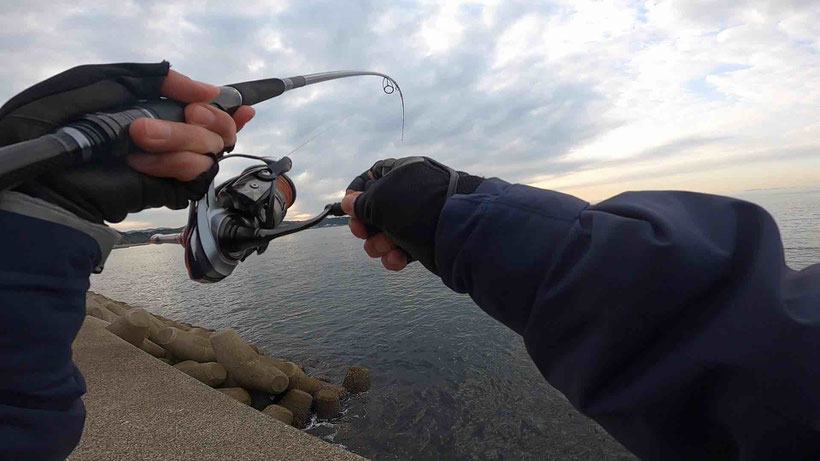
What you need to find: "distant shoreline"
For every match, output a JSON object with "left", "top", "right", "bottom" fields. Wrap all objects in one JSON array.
[
  {"left": 114, "top": 217, "right": 350, "bottom": 247},
  {"left": 113, "top": 242, "right": 151, "bottom": 249}
]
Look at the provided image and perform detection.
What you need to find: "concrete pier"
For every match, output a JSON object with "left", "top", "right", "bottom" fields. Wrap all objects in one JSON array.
[{"left": 69, "top": 316, "right": 365, "bottom": 461}]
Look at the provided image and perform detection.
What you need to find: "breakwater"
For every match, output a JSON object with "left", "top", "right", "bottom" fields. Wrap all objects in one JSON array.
[{"left": 85, "top": 291, "right": 370, "bottom": 431}]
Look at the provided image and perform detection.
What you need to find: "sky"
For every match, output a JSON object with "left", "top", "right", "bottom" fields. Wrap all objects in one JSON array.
[{"left": 0, "top": 0, "right": 818, "bottom": 230}]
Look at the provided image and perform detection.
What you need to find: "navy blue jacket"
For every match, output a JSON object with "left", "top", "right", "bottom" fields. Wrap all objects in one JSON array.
[
  {"left": 2, "top": 180, "right": 818, "bottom": 460},
  {"left": 0, "top": 210, "right": 99, "bottom": 460},
  {"left": 437, "top": 179, "right": 820, "bottom": 460}
]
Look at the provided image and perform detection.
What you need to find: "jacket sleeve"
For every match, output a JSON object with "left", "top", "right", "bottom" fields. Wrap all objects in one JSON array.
[
  {"left": 436, "top": 178, "right": 820, "bottom": 461},
  {"left": 0, "top": 192, "right": 119, "bottom": 460}
]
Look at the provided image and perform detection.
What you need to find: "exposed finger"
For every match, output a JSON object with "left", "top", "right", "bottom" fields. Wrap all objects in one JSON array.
[
  {"left": 364, "top": 234, "right": 391, "bottom": 258},
  {"left": 129, "top": 118, "right": 224, "bottom": 155},
  {"left": 382, "top": 249, "right": 408, "bottom": 271},
  {"left": 185, "top": 103, "right": 237, "bottom": 147},
  {"left": 341, "top": 191, "right": 362, "bottom": 218},
  {"left": 349, "top": 217, "right": 368, "bottom": 239},
  {"left": 160, "top": 70, "right": 219, "bottom": 103},
  {"left": 371, "top": 233, "right": 395, "bottom": 254},
  {"left": 125, "top": 151, "right": 214, "bottom": 182},
  {"left": 232, "top": 105, "right": 255, "bottom": 132}
]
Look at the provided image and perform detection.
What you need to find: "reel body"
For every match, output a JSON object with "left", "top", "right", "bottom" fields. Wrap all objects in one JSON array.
[{"left": 151, "top": 154, "right": 342, "bottom": 283}]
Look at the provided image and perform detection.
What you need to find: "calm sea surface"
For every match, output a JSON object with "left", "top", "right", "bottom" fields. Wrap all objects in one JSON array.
[{"left": 91, "top": 187, "right": 818, "bottom": 460}]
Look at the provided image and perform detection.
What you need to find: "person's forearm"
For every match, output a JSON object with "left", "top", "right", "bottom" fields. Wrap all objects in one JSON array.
[
  {"left": 436, "top": 178, "right": 588, "bottom": 333},
  {"left": 0, "top": 192, "right": 117, "bottom": 460},
  {"left": 435, "top": 179, "right": 820, "bottom": 460}
]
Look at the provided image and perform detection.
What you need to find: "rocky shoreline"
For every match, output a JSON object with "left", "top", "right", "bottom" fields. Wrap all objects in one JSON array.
[{"left": 85, "top": 291, "right": 370, "bottom": 431}]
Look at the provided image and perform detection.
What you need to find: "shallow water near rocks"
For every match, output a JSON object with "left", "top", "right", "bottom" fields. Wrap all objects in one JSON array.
[{"left": 91, "top": 187, "right": 818, "bottom": 460}]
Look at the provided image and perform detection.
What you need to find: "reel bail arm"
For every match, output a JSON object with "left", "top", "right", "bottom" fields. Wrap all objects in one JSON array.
[{"left": 220, "top": 202, "right": 345, "bottom": 253}]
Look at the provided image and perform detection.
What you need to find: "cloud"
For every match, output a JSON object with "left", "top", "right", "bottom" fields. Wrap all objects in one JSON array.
[{"left": 0, "top": 0, "right": 817, "bottom": 228}]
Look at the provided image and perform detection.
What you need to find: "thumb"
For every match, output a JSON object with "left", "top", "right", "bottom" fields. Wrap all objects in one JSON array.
[
  {"left": 341, "top": 191, "right": 361, "bottom": 218},
  {"left": 344, "top": 185, "right": 385, "bottom": 238},
  {"left": 351, "top": 185, "right": 381, "bottom": 228}
]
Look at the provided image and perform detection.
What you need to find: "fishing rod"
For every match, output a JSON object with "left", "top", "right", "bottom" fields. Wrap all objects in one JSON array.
[
  {"left": 0, "top": 70, "right": 403, "bottom": 189},
  {"left": 0, "top": 69, "right": 404, "bottom": 283}
]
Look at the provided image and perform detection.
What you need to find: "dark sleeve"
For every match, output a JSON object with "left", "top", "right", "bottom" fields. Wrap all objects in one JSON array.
[
  {"left": 0, "top": 210, "right": 100, "bottom": 460},
  {"left": 436, "top": 178, "right": 820, "bottom": 461}
]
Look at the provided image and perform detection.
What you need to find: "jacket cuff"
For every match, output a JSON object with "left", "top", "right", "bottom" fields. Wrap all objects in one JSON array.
[{"left": 0, "top": 191, "right": 120, "bottom": 272}]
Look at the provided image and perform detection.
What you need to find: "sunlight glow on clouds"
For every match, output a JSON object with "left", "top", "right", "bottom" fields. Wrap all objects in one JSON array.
[
  {"left": 0, "top": 0, "right": 817, "bottom": 229},
  {"left": 109, "top": 220, "right": 152, "bottom": 231},
  {"left": 417, "top": 1, "right": 466, "bottom": 55}
]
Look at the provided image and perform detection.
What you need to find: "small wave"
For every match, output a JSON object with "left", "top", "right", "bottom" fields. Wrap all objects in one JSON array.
[
  {"left": 304, "top": 415, "right": 335, "bottom": 431},
  {"left": 304, "top": 406, "right": 351, "bottom": 432}
]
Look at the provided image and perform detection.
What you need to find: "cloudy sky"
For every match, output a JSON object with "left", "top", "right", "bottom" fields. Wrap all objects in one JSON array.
[{"left": 1, "top": 0, "right": 818, "bottom": 230}]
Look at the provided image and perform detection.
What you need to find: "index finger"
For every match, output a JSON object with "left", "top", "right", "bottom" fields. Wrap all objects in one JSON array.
[
  {"left": 160, "top": 70, "right": 219, "bottom": 103},
  {"left": 347, "top": 170, "right": 375, "bottom": 194}
]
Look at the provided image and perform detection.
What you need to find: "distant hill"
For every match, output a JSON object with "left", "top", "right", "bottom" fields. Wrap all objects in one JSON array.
[
  {"left": 117, "top": 216, "right": 350, "bottom": 245},
  {"left": 118, "top": 227, "right": 183, "bottom": 245}
]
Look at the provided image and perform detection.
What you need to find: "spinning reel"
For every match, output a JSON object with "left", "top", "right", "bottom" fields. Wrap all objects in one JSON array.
[{"left": 150, "top": 153, "right": 344, "bottom": 283}]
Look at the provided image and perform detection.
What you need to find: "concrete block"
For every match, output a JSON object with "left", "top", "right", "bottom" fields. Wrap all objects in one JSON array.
[
  {"left": 82, "top": 315, "right": 110, "bottom": 330},
  {"left": 173, "top": 361, "right": 227, "bottom": 387},
  {"left": 343, "top": 366, "right": 370, "bottom": 394},
  {"left": 277, "top": 389, "right": 312, "bottom": 428},
  {"left": 217, "top": 387, "right": 252, "bottom": 405},
  {"left": 139, "top": 339, "right": 165, "bottom": 358},
  {"left": 290, "top": 375, "right": 325, "bottom": 396},
  {"left": 319, "top": 383, "right": 349, "bottom": 402},
  {"left": 262, "top": 404, "right": 293, "bottom": 425},
  {"left": 210, "top": 330, "right": 288, "bottom": 394},
  {"left": 105, "top": 309, "right": 151, "bottom": 347},
  {"left": 155, "top": 327, "right": 217, "bottom": 363},
  {"left": 100, "top": 299, "right": 129, "bottom": 317},
  {"left": 313, "top": 389, "right": 342, "bottom": 419},
  {"left": 86, "top": 299, "right": 119, "bottom": 323},
  {"left": 189, "top": 327, "right": 213, "bottom": 338}
]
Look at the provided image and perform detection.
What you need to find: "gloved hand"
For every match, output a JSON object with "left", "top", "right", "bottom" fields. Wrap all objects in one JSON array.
[
  {"left": 341, "top": 156, "right": 483, "bottom": 274},
  {"left": 0, "top": 61, "right": 255, "bottom": 223}
]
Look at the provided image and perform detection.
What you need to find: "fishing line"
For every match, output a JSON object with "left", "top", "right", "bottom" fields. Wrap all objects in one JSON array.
[{"left": 284, "top": 118, "right": 346, "bottom": 158}]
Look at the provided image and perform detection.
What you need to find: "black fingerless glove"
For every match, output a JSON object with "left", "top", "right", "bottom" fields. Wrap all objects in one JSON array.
[
  {"left": 0, "top": 61, "right": 217, "bottom": 224},
  {"left": 347, "top": 156, "right": 483, "bottom": 274}
]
